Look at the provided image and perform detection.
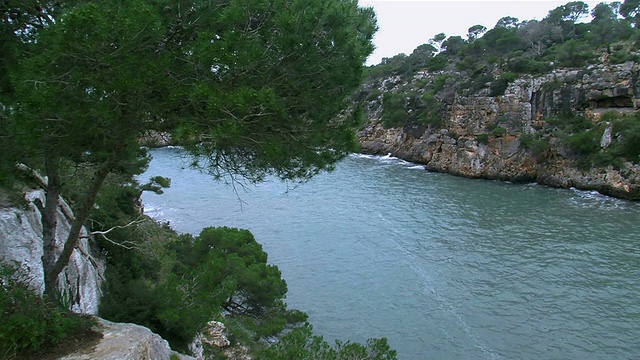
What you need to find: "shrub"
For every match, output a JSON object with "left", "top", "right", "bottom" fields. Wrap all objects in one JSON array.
[
  {"left": 489, "top": 72, "right": 518, "bottom": 96},
  {"left": 476, "top": 134, "right": 489, "bottom": 144},
  {"left": 381, "top": 92, "right": 408, "bottom": 127},
  {"left": 256, "top": 324, "right": 397, "bottom": 360},
  {"left": 546, "top": 114, "right": 593, "bottom": 133},
  {"left": 520, "top": 133, "right": 549, "bottom": 157},
  {"left": 0, "top": 264, "right": 95, "bottom": 359},
  {"left": 365, "top": 88, "right": 382, "bottom": 102},
  {"left": 426, "top": 55, "right": 447, "bottom": 71},
  {"left": 563, "top": 131, "right": 599, "bottom": 155},
  {"left": 612, "top": 114, "right": 640, "bottom": 162},
  {"left": 490, "top": 126, "right": 507, "bottom": 137},
  {"left": 100, "top": 223, "right": 308, "bottom": 353},
  {"left": 432, "top": 75, "right": 449, "bottom": 93}
]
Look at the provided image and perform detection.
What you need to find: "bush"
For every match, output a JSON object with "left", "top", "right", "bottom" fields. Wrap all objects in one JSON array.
[
  {"left": 563, "top": 131, "right": 599, "bottom": 156},
  {"left": 100, "top": 223, "right": 308, "bottom": 353},
  {"left": 432, "top": 75, "right": 449, "bottom": 93},
  {"left": 520, "top": 133, "right": 549, "bottom": 157},
  {"left": 611, "top": 114, "right": 640, "bottom": 162},
  {"left": 365, "top": 88, "right": 382, "bottom": 102},
  {"left": 381, "top": 92, "right": 408, "bottom": 127},
  {"left": 256, "top": 324, "right": 397, "bottom": 360},
  {"left": 426, "top": 55, "right": 447, "bottom": 71},
  {"left": 490, "top": 126, "right": 507, "bottom": 137},
  {"left": 546, "top": 114, "right": 593, "bottom": 133},
  {"left": 0, "top": 264, "right": 95, "bottom": 359},
  {"left": 476, "top": 134, "right": 489, "bottom": 144},
  {"left": 489, "top": 72, "right": 518, "bottom": 96}
]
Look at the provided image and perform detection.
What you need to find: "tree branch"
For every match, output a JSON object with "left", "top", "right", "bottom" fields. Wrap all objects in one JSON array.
[{"left": 83, "top": 217, "right": 148, "bottom": 250}]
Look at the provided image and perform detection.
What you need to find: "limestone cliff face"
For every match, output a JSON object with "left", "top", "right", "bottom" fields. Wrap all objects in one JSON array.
[
  {"left": 357, "top": 61, "right": 640, "bottom": 200},
  {"left": 0, "top": 190, "right": 106, "bottom": 314}
]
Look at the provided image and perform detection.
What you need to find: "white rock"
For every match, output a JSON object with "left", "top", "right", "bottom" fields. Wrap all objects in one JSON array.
[
  {"left": 59, "top": 318, "right": 196, "bottom": 360},
  {"left": 0, "top": 190, "right": 105, "bottom": 314}
]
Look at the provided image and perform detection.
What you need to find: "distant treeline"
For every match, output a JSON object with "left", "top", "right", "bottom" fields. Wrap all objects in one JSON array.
[{"left": 367, "top": 1, "right": 640, "bottom": 79}]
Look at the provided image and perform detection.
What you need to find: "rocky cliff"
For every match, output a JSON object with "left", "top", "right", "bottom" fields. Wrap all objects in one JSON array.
[
  {"left": 0, "top": 190, "right": 106, "bottom": 313},
  {"left": 357, "top": 60, "right": 640, "bottom": 200}
]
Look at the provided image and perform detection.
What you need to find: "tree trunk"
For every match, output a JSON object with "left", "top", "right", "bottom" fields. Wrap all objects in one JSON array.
[
  {"left": 43, "top": 138, "right": 126, "bottom": 302},
  {"left": 42, "top": 155, "right": 61, "bottom": 303}
]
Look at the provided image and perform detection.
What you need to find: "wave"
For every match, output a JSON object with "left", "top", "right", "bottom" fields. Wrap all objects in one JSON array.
[
  {"left": 568, "top": 187, "right": 638, "bottom": 210},
  {"left": 351, "top": 152, "right": 423, "bottom": 169}
]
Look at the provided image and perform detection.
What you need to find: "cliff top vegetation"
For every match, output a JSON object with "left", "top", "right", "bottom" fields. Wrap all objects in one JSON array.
[{"left": 366, "top": 0, "right": 640, "bottom": 82}]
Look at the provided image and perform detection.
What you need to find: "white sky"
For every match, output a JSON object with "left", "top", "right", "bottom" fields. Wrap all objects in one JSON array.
[{"left": 360, "top": 0, "right": 602, "bottom": 65}]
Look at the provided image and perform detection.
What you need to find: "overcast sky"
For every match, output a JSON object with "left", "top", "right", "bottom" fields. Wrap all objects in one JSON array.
[{"left": 360, "top": 0, "right": 602, "bottom": 65}]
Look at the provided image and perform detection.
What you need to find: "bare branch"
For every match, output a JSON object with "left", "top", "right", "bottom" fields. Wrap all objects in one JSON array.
[{"left": 83, "top": 217, "right": 148, "bottom": 250}]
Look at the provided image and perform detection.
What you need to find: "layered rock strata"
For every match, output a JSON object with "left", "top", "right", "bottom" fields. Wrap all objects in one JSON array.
[{"left": 358, "top": 61, "right": 640, "bottom": 200}]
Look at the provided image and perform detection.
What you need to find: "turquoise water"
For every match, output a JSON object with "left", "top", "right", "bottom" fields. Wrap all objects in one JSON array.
[{"left": 141, "top": 147, "right": 640, "bottom": 360}]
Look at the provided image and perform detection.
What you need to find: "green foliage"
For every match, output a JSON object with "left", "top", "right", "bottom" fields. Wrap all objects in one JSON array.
[
  {"left": 461, "top": 74, "right": 494, "bottom": 95},
  {"left": 256, "top": 323, "right": 397, "bottom": 360},
  {"left": 506, "top": 56, "right": 550, "bottom": 74},
  {"left": 476, "top": 134, "right": 490, "bottom": 144},
  {"left": 563, "top": 131, "right": 600, "bottom": 155},
  {"left": 426, "top": 55, "right": 447, "bottom": 71},
  {"left": 520, "top": 133, "right": 550, "bottom": 157},
  {"left": 546, "top": 114, "right": 594, "bottom": 133},
  {"left": 432, "top": 75, "right": 450, "bottom": 93},
  {"left": 609, "top": 51, "right": 640, "bottom": 64},
  {"left": 551, "top": 39, "right": 596, "bottom": 67},
  {"left": 611, "top": 114, "right": 640, "bottom": 161},
  {"left": 0, "top": 264, "right": 95, "bottom": 359},
  {"left": 99, "top": 223, "right": 308, "bottom": 352},
  {"left": 490, "top": 126, "right": 508, "bottom": 137},
  {"left": 489, "top": 72, "right": 518, "bottom": 96},
  {"left": 4, "top": 0, "right": 377, "bottom": 302},
  {"left": 381, "top": 92, "right": 408, "bottom": 127},
  {"left": 418, "top": 91, "right": 444, "bottom": 127},
  {"left": 365, "top": 89, "right": 383, "bottom": 102}
]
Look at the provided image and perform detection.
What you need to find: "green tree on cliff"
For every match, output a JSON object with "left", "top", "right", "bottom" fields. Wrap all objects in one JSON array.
[{"left": 2, "top": 0, "right": 377, "bottom": 302}]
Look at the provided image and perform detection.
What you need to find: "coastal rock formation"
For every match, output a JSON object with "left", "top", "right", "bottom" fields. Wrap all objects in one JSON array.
[
  {"left": 59, "top": 318, "right": 195, "bottom": 360},
  {"left": 0, "top": 190, "right": 106, "bottom": 313},
  {"left": 189, "top": 321, "right": 252, "bottom": 360},
  {"left": 357, "top": 61, "right": 640, "bottom": 200}
]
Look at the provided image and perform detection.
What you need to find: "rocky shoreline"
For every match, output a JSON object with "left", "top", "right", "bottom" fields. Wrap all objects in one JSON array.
[
  {"left": 358, "top": 123, "right": 640, "bottom": 200},
  {"left": 356, "top": 61, "right": 640, "bottom": 201}
]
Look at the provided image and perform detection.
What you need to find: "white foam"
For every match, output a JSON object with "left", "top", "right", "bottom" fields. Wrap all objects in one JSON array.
[{"left": 350, "top": 153, "right": 378, "bottom": 160}]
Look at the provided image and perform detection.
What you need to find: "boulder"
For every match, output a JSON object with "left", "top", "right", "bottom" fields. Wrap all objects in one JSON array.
[{"left": 58, "top": 318, "right": 195, "bottom": 360}]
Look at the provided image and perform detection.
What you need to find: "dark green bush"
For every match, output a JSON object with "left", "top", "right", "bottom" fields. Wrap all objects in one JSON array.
[
  {"left": 100, "top": 223, "right": 308, "bottom": 353},
  {"left": 432, "top": 75, "right": 449, "bottom": 93},
  {"left": 365, "top": 88, "right": 382, "bottom": 101},
  {"left": 381, "top": 92, "right": 408, "bottom": 127},
  {"left": 520, "top": 133, "right": 550, "bottom": 157},
  {"left": 426, "top": 55, "right": 447, "bottom": 71},
  {"left": 507, "top": 57, "right": 550, "bottom": 74},
  {"left": 476, "top": 134, "right": 489, "bottom": 144},
  {"left": 0, "top": 264, "right": 95, "bottom": 359},
  {"left": 563, "top": 131, "right": 600, "bottom": 155},
  {"left": 612, "top": 115, "right": 640, "bottom": 162},
  {"left": 490, "top": 126, "right": 507, "bottom": 137},
  {"left": 256, "top": 323, "right": 397, "bottom": 360},
  {"left": 546, "top": 114, "right": 594, "bottom": 133},
  {"left": 464, "top": 74, "right": 494, "bottom": 94},
  {"left": 489, "top": 72, "right": 518, "bottom": 96}
]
